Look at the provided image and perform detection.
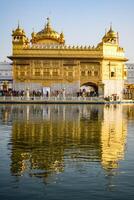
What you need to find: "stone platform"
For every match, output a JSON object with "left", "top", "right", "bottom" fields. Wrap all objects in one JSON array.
[{"left": 0, "top": 97, "right": 133, "bottom": 104}]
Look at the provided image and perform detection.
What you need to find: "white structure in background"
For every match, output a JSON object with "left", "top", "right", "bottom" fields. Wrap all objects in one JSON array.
[
  {"left": 126, "top": 63, "right": 134, "bottom": 84},
  {"left": 0, "top": 62, "right": 13, "bottom": 91}
]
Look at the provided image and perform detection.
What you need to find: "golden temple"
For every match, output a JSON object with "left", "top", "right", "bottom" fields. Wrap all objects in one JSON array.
[{"left": 9, "top": 18, "right": 128, "bottom": 98}]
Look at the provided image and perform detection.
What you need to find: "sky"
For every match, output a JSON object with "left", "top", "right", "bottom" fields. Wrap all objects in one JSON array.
[{"left": 0, "top": 0, "right": 134, "bottom": 62}]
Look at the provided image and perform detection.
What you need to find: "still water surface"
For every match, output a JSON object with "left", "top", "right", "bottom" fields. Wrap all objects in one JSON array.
[{"left": 0, "top": 104, "right": 134, "bottom": 200}]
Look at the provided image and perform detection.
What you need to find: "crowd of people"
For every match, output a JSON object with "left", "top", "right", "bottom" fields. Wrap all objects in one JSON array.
[
  {"left": 0, "top": 89, "right": 42, "bottom": 97},
  {"left": 0, "top": 88, "right": 98, "bottom": 98},
  {"left": 76, "top": 89, "right": 98, "bottom": 97}
]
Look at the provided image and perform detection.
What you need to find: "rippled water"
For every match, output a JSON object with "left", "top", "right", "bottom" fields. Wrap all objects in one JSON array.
[{"left": 0, "top": 104, "right": 134, "bottom": 200}]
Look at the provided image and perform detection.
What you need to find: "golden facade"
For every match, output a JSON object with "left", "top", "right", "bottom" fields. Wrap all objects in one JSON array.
[{"left": 9, "top": 18, "right": 127, "bottom": 98}]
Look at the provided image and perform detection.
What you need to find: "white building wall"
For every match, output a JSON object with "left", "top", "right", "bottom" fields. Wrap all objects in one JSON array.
[
  {"left": 0, "top": 62, "right": 13, "bottom": 90},
  {"left": 126, "top": 63, "right": 134, "bottom": 84},
  {"left": 103, "top": 80, "right": 124, "bottom": 99}
]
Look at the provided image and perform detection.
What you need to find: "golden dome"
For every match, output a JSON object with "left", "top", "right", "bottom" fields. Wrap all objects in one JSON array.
[
  {"left": 107, "top": 25, "right": 117, "bottom": 38},
  {"left": 12, "top": 23, "right": 26, "bottom": 37},
  {"left": 102, "top": 25, "right": 118, "bottom": 44},
  {"left": 12, "top": 23, "right": 29, "bottom": 47},
  {"left": 31, "top": 18, "right": 65, "bottom": 45}
]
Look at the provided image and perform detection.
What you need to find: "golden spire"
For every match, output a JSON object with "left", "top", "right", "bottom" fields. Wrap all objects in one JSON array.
[
  {"left": 117, "top": 32, "right": 119, "bottom": 44},
  {"left": 47, "top": 17, "right": 50, "bottom": 24},
  {"left": 31, "top": 28, "right": 36, "bottom": 37},
  {"left": 17, "top": 20, "right": 20, "bottom": 29},
  {"left": 110, "top": 22, "right": 113, "bottom": 31},
  {"left": 46, "top": 17, "right": 50, "bottom": 28},
  {"left": 44, "top": 17, "right": 52, "bottom": 33}
]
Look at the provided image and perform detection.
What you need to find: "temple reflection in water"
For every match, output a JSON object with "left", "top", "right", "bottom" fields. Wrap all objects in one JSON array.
[{"left": 0, "top": 104, "right": 129, "bottom": 181}]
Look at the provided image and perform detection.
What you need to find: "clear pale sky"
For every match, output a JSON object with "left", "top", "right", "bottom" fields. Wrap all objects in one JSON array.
[{"left": 0, "top": 0, "right": 134, "bottom": 62}]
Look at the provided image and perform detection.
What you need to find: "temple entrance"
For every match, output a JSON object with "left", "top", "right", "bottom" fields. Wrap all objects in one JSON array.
[{"left": 80, "top": 82, "right": 98, "bottom": 97}]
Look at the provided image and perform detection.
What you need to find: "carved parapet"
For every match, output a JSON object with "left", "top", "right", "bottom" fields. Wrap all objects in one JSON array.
[
  {"left": 23, "top": 43, "right": 100, "bottom": 52},
  {"left": 12, "top": 46, "right": 103, "bottom": 59},
  {"left": 28, "top": 44, "right": 100, "bottom": 51}
]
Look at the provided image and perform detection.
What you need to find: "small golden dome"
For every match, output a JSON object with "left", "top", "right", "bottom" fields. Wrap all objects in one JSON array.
[
  {"left": 12, "top": 23, "right": 26, "bottom": 37},
  {"left": 106, "top": 25, "right": 117, "bottom": 38},
  {"left": 102, "top": 25, "right": 118, "bottom": 44},
  {"left": 31, "top": 18, "right": 65, "bottom": 45}
]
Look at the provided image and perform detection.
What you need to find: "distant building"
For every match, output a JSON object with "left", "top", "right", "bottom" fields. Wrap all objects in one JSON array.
[
  {"left": 126, "top": 63, "right": 134, "bottom": 84},
  {"left": 0, "top": 62, "right": 13, "bottom": 91},
  {"left": 123, "top": 63, "right": 134, "bottom": 99}
]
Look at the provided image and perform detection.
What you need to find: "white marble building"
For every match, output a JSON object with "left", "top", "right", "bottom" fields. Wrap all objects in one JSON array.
[
  {"left": 0, "top": 62, "right": 13, "bottom": 91},
  {"left": 126, "top": 63, "right": 134, "bottom": 84}
]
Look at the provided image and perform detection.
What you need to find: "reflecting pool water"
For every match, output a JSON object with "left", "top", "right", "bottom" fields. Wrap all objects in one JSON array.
[{"left": 0, "top": 104, "right": 134, "bottom": 200}]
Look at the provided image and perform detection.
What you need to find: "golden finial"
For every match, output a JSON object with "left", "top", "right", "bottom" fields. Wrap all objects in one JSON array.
[
  {"left": 46, "top": 17, "right": 50, "bottom": 26},
  {"left": 117, "top": 32, "right": 119, "bottom": 43},
  {"left": 47, "top": 17, "right": 50, "bottom": 22},
  {"left": 31, "top": 28, "right": 36, "bottom": 38},
  {"left": 17, "top": 20, "right": 20, "bottom": 29},
  {"left": 110, "top": 22, "right": 112, "bottom": 31},
  {"left": 45, "top": 17, "right": 51, "bottom": 31}
]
